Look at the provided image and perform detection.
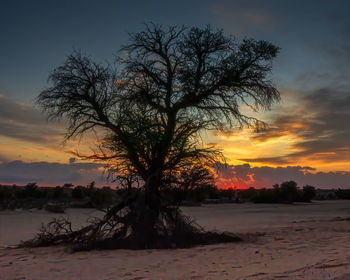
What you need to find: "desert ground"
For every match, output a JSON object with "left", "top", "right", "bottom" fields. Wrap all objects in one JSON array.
[{"left": 1, "top": 200, "right": 350, "bottom": 280}]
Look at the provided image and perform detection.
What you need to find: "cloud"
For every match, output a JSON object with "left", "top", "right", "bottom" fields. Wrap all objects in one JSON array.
[
  {"left": 1, "top": 160, "right": 348, "bottom": 189},
  {"left": 240, "top": 156, "right": 290, "bottom": 165},
  {"left": 0, "top": 154, "right": 8, "bottom": 164},
  {"left": 215, "top": 163, "right": 350, "bottom": 189},
  {"left": 242, "top": 87, "right": 350, "bottom": 166},
  {"left": 0, "top": 94, "right": 64, "bottom": 144},
  {"left": 0, "top": 160, "right": 108, "bottom": 186},
  {"left": 305, "top": 23, "right": 350, "bottom": 90},
  {"left": 206, "top": 2, "right": 350, "bottom": 171},
  {"left": 211, "top": 0, "right": 278, "bottom": 35}
]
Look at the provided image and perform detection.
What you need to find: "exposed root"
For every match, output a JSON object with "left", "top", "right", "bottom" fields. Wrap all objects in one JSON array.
[{"left": 22, "top": 195, "right": 241, "bottom": 250}]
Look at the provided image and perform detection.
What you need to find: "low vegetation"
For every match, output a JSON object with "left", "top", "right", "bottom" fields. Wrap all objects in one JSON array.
[
  {"left": 0, "top": 182, "right": 118, "bottom": 210},
  {"left": 241, "top": 182, "right": 317, "bottom": 204},
  {"left": 3, "top": 180, "right": 349, "bottom": 212}
]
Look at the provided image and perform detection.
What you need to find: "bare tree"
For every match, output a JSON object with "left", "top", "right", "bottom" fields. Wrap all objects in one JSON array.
[{"left": 29, "top": 24, "right": 279, "bottom": 249}]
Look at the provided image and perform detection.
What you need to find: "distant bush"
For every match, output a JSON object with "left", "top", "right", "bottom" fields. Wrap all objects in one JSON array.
[
  {"left": 160, "top": 181, "right": 317, "bottom": 205},
  {"left": 90, "top": 187, "right": 116, "bottom": 209},
  {"left": 160, "top": 182, "right": 221, "bottom": 205},
  {"left": 24, "top": 183, "right": 41, "bottom": 198},
  {"left": 191, "top": 184, "right": 220, "bottom": 201},
  {"left": 280, "top": 181, "right": 298, "bottom": 202},
  {"left": 71, "top": 186, "right": 86, "bottom": 200},
  {"left": 251, "top": 188, "right": 279, "bottom": 203},
  {"left": 0, "top": 187, "right": 13, "bottom": 202},
  {"left": 240, "top": 187, "right": 257, "bottom": 201},
  {"left": 335, "top": 189, "right": 350, "bottom": 199},
  {"left": 0, "top": 179, "right": 320, "bottom": 210},
  {"left": 52, "top": 186, "right": 69, "bottom": 201},
  {"left": 0, "top": 183, "right": 119, "bottom": 210},
  {"left": 243, "top": 181, "right": 316, "bottom": 204},
  {"left": 62, "top": 183, "right": 74, "bottom": 189},
  {"left": 302, "top": 185, "right": 316, "bottom": 202}
]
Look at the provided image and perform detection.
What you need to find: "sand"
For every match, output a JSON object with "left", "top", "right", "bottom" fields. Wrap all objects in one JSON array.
[{"left": 1, "top": 200, "right": 350, "bottom": 279}]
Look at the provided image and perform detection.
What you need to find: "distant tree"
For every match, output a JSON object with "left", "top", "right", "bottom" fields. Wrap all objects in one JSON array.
[
  {"left": 241, "top": 182, "right": 316, "bottom": 204},
  {"left": 88, "top": 181, "right": 96, "bottom": 189},
  {"left": 280, "top": 181, "right": 298, "bottom": 202},
  {"left": 252, "top": 188, "right": 279, "bottom": 203},
  {"left": 53, "top": 186, "right": 69, "bottom": 201},
  {"left": 0, "top": 187, "right": 12, "bottom": 202},
  {"left": 302, "top": 185, "right": 316, "bottom": 202},
  {"left": 335, "top": 189, "right": 350, "bottom": 199},
  {"left": 240, "top": 187, "right": 257, "bottom": 201},
  {"left": 23, "top": 183, "right": 39, "bottom": 198},
  {"left": 71, "top": 186, "right": 86, "bottom": 200},
  {"left": 90, "top": 187, "right": 115, "bottom": 209},
  {"left": 33, "top": 24, "right": 279, "bottom": 249},
  {"left": 165, "top": 165, "right": 215, "bottom": 204}
]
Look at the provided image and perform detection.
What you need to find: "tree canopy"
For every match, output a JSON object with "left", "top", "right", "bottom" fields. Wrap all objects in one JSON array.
[{"left": 38, "top": 24, "right": 279, "bottom": 189}]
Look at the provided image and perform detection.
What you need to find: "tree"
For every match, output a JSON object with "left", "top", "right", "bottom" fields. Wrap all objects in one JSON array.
[
  {"left": 162, "top": 165, "right": 216, "bottom": 205},
  {"left": 30, "top": 24, "right": 279, "bottom": 250},
  {"left": 62, "top": 183, "right": 74, "bottom": 188},
  {"left": 23, "top": 183, "right": 39, "bottom": 198},
  {"left": 71, "top": 186, "right": 86, "bottom": 200},
  {"left": 302, "top": 185, "right": 316, "bottom": 202},
  {"left": 280, "top": 181, "right": 298, "bottom": 202}
]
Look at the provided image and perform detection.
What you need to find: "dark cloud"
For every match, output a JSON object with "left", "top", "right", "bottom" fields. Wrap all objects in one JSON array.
[
  {"left": 0, "top": 95, "right": 42, "bottom": 124},
  {"left": 0, "top": 94, "right": 64, "bottom": 144},
  {"left": 209, "top": 1, "right": 350, "bottom": 169},
  {"left": 0, "top": 154, "right": 8, "bottom": 164},
  {"left": 211, "top": 0, "right": 279, "bottom": 35},
  {"left": 0, "top": 160, "right": 106, "bottom": 186},
  {"left": 216, "top": 163, "right": 350, "bottom": 189},
  {"left": 239, "top": 156, "right": 290, "bottom": 165},
  {"left": 310, "top": 24, "right": 350, "bottom": 90},
  {"left": 0, "top": 119, "right": 59, "bottom": 143},
  {"left": 246, "top": 11, "right": 350, "bottom": 165},
  {"left": 291, "top": 20, "right": 350, "bottom": 95},
  {"left": 245, "top": 87, "right": 350, "bottom": 165}
]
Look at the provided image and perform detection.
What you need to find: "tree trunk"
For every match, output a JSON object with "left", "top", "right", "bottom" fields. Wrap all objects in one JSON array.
[{"left": 131, "top": 171, "right": 162, "bottom": 247}]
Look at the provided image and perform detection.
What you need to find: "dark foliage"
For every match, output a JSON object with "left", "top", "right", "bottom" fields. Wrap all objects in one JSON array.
[
  {"left": 241, "top": 181, "right": 316, "bottom": 203},
  {"left": 53, "top": 186, "right": 68, "bottom": 201},
  {"left": 0, "top": 187, "right": 13, "bottom": 202},
  {"left": 90, "top": 187, "right": 116, "bottom": 209},
  {"left": 23, "top": 183, "right": 40, "bottom": 198},
  {"left": 0, "top": 182, "right": 114, "bottom": 210},
  {"left": 335, "top": 189, "right": 350, "bottom": 199},
  {"left": 302, "top": 185, "right": 316, "bottom": 202},
  {"left": 71, "top": 186, "right": 86, "bottom": 200}
]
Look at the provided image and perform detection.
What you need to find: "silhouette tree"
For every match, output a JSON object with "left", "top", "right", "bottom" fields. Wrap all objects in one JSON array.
[
  {"left": 302, "top": 185, "right": 316, "bottom": 202},
  {"left": 280, "top": 181, "right": 298, "bottom": 202},
  {"left": 31, "top": 24, "right": 279, "bottom": 250}
]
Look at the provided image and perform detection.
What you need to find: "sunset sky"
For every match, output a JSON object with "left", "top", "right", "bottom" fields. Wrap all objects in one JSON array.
[{"left": 1, "top": 0, "right": 350, "bottom": 188}]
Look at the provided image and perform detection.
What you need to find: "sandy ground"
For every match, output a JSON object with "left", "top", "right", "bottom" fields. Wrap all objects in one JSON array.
[{"left": 1, "top": 200, "right": 350, "bottom": 279}]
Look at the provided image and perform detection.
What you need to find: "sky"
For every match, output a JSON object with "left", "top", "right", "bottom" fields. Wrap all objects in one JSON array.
[{"left": 1, "top": 0, "right": 350, "bottom": 188}]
